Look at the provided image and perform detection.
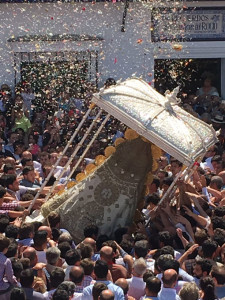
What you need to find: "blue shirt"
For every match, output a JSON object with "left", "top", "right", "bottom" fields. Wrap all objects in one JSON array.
[{"left": 82, "top": 280, "right": 124, "bottom": 300}]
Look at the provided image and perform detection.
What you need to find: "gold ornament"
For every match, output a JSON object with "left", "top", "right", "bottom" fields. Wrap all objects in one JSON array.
[
  {"left": 114, "top": 137, "right": 125, "bottom": 147},
  {"left": 95, "top": 155, "right": 106, "bottom": 166},
  {"left": 85, "top": 163, "right": 96, "bottom": 174},
  {"left": 124, "top": 128, "right": 139, "bottom": 140},
  {"left": 66, "top": 181, "right": 76, "bottom": 189},
  {"left": 104, "top": 146, "right": 116, "bottom": 158},
  {"left": 76, "top": 172, "right": 86, "bottom": 182},
  {"left": 151, "top": 144, "right": 162, "bottom": 160},
  {"left": 141, "top": 136, "right": 150, "bottom": 143},
  {"left": 145, "top": 172, "right": 153, "bottom": 185},
  {"left": 152, "top": 159, "right": 158, "bottom": 172},
  {"left": 57, "top": 189, "right": 65, "bottom": 196}
]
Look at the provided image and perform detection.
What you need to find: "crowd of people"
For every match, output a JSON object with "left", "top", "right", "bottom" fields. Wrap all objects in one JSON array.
[{"left": 0, "top": 75, "right": 224, "bottom": 300}]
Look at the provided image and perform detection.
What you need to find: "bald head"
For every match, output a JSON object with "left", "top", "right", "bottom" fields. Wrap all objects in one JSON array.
[
  {"left": 162, "top": 269, "right": 178, "bottom": 288},
  {"left": 99, "top": 289, "right": 114, "bottom": 300},
  {"left": 22, "top": 247, "right": 37, "bottom": 267},
  {"left": 115, "top": 278, "right": 128, "bottom": 295},
  {"left": 38, "top": 226, "right": 52, "bottom": 238},
  {"left": 69, "top": 266, "right": 84, "bottom": 285},
  {"left": 83, "top": 237, "right": 96, "bottom": 249},
  {"left": 22, "top": 151, "right": 32, "bottom": 160},
  {"left": 100, "top": 246, "right": 114, "bottom": 262}
]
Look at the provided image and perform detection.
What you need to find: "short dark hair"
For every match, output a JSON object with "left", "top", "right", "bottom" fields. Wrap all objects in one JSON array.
[
  {"left": 65, "top": 249, "right": 81, "bottom": 266},
  {"left": 10, "top": 287, "right": 26, "bottom": 300},
  {"left": 146, "top": 276, "right": 161, "bottom": 294},
  {"left": 47, "top": 212, "right": 60, "bottom": 228},
  {"left": 53, "top": 288, "right": 69, "bottom": 300},
  {"left": 152, "top": 176, "right": 160, "bottom": 189},
  {"left": 92, "top": 282, "right": 108, "bottom": 300},
  {"left": 58, "top": 242, "right": 72, "bottom": 259},
  {"left": 94, "top": 260, "right": 108, "bottom": 279},
  {"left": 50, "top": 267, "right": 65, "bottom": 288},
  {"left": 13, "top": 141, "right": 24, "bottom": 152},
  {"left": 5, "top": 224, "right": 19, "bottom": 239},
  {"left": 83, "top": 224, "right": 99, "bottom": 238},
  {"left": 11, "top": 259, "right": 23, "bottom": 278},
  {"left": 158, "top": 231, "right": 173, "bottom": 247},
  {"left": 170, "top": 158, "right": 183, "bottom": 167},
  {"left": 214, "top": 206, "right": 225, "bottom": 217},
  {"left": 2, "top": 174, "right": 17, "bottom": 188},
  {"left": 21, "top": 158, "right": 32, "bottom": 167},
  {"left": 196, "top": 259, "right": 213, "bottom": 275},
  {"left": 194, "top": 229, "right": 208, "bottom": 246},
  {"left": 211, "top": 216, "right": 225, "bottom": 230},
  {"left": 20, "top": 268, "right": 34, "bottom": 288},
  {"left": 0, "top": 234, "right": 10, "bottom": 252},
  {"left": 33, "top": 230, "right": 48, "bottom": 247},
  {"left": 19, "top": 223, "right": 34, "bottom": 240},
  {"left": 22, "top": 166, "right": 34, "bottom": 176},
  {"left": 56, "top": 281, "right": 75, "bottom": 297},
  {"left": 0, "top": 216, "right": 10, "bottom": 233},
  {"left": 134, "top": 240, "right": 149, "bottom": 258},
  {"left": 3, "top": 164, "right": 14, "bottom": 174},
  {"left": 162, "top": 177, "right": 173, "bottom": 187},
  {"left": 211, "top": 265, "right": 225, "bottom": 285},
  {"left": 202, "top": 239, "right": 218, "bottom": 258},
  {"left": 5, "top": 239, "right": 18, "bottom": 258},
  {"left": 145, "top": 193, "right": 160, "bottom": 206}
]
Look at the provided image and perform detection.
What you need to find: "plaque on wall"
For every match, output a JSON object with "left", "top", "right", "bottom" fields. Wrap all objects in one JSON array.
[{"left": 151, "top": 7, "right": 225, "bottom": 42}]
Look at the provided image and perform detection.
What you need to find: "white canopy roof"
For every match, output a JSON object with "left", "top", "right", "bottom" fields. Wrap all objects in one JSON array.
[{"left": 92, "top": 78, "right": 218, "bottom": 165}]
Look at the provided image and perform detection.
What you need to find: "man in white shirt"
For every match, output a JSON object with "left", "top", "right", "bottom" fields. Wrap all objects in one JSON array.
[{"left": 126, "top": 258, "right": 146, "bottom": 299}]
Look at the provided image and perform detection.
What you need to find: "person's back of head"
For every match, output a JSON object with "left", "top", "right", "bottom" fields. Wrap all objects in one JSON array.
[
  {"left": 100, "top": 246, "right": 114, "bottom": 262},
  {"left": 11, "top": 259, "right": 23, "bottom": 280},
  {"left": 10, "top": 287, "right": 26, "bottom": 300},
  {"left": 202, "top": 239, "right": 218, "bottom": 259},
  {"left": 92, "top": 282, "right": 108, "bottom": 300},
  {"left": 179, "top": 282, "right": 199, "bottom": 300},
  {"left": 0, "top": 234, "right": 10, "bottom": 252},
  {"left": 84, "top": 224, "right": 99, "bottom": 239},
  {"left": 194, "top": 229, "right": 208, "bottom": 246},
  {"left": 22, "top": 247, "right": 37, "bottom": 267},
  {"left": 157, "top": 254, "right": 174, "bottom": 273},
  {"left": 5, "top": 224, "right": 19, "bottom": 239},
  {"left": 199, "top": 276, "right": 216, "bottom": 300},
  {"left": 162, "top": 269, "right": 178, "bottom": 288},
  {"left": 0, "top": 216, "right": 10, "bottom": 233},
  {"left": 80, "top": 258, "right": 94, "bottom": 276},
  {"left": 134, "top": 240, "right": 149, "bottom": 258},
  {"left": 80, "top": 243, "right": 93, "bottom": 259},
  {"left": 158, "top": 231, "right": 173, "bottom": 247},
  {"left": 94, "top": 260, "right": 108, "bottom": 280},
  {"left": 33, "top": 230, "right": 48, "bottom": 248},
  {"left": 133, "top": 257, "right": 147, "bottom": 277},
  {"left": 50, "top": 267, "right": 65, "bottom": 289},
  {"left": 58, "top": 232, "right": 73, "bottom": 246},
  {"left": 69, "top": 266, "right": 84, "bottom": 285},
  {"left": 56, "top": 281, "right": 75, "bottom": 298},
  {"left": 19, "top": 223, "right": 34, "bottom": 240},
  {"left": 145, "top": 276, "right": 161, "bottom": 296},
  {"left": 52, "top": 288, "right": 69, "bottom": 300},
  {"left": 99, "top": 289, "right": 115, "bottom": 300},
  {"left": 210, "top": 176, "right": 223, "bottom": 190},
  {"left": 115, "top": 278, "right": 129, "bottom": 295},
  {"left": 46, "top": 246, "right": 61, "bottom": 266},
  {"left": 5, "top": 239, "right": 18, "bottom": 258},
  {"left": 211, "top": 265, "right": 225, "bottom": 285},
  {"left": 65, "top": 248, "right": 81, "bottom": 265},
  {"left": 20, "top": 268, "right": 34, "bottom": 288}
]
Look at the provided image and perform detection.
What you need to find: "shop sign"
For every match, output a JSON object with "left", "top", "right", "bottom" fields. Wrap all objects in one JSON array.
[{"left": 151, "top": 7, "right": 225, "bottom": 42}]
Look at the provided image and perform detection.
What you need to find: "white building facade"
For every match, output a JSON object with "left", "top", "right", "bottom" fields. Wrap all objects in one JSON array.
[{"left": 0, "top": 0, "right": 225, "bottom": 97}]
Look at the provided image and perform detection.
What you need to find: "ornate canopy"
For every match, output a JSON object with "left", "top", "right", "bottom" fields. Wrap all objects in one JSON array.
[{"left": 92, "top": 78, "right": 218, "bottom": 165}]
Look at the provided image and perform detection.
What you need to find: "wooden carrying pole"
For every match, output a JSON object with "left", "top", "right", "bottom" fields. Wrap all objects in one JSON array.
[
  {"left": 66, "top": 113, "right": 111, "bottom": 183},
  {"left": 27, "top": 104, "right": 95, "bottom": 212},
  {"left": 43, "top": 108, "right": 103, "bottom": 203}
]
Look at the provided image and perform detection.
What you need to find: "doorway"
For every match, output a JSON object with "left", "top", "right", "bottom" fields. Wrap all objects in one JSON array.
[{"left": 154, "top": 58, "right": 221, "bottom": 97}]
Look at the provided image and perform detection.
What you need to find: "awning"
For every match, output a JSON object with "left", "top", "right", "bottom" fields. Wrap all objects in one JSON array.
[{"left": 92, "top": 78, "right": 218, "bottom": 165}]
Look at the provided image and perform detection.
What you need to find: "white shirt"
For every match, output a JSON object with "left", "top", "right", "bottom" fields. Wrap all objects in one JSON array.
[
  {"left": 43, "top": 289, "right": 56, "bottom": 300},
  {"left": 127, "top": 276, "right": 145, "bottom": 299}
]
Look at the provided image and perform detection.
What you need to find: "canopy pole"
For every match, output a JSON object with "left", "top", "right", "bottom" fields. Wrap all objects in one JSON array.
[
  {"left": 27, "top": 104, "right": 95, "bottom": 213},
  {"left": 43, "top": 108, "right": 103, "bottom": 203},
  {"left": 66, "top": 113, "right": 111, "bottom": 183}
]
